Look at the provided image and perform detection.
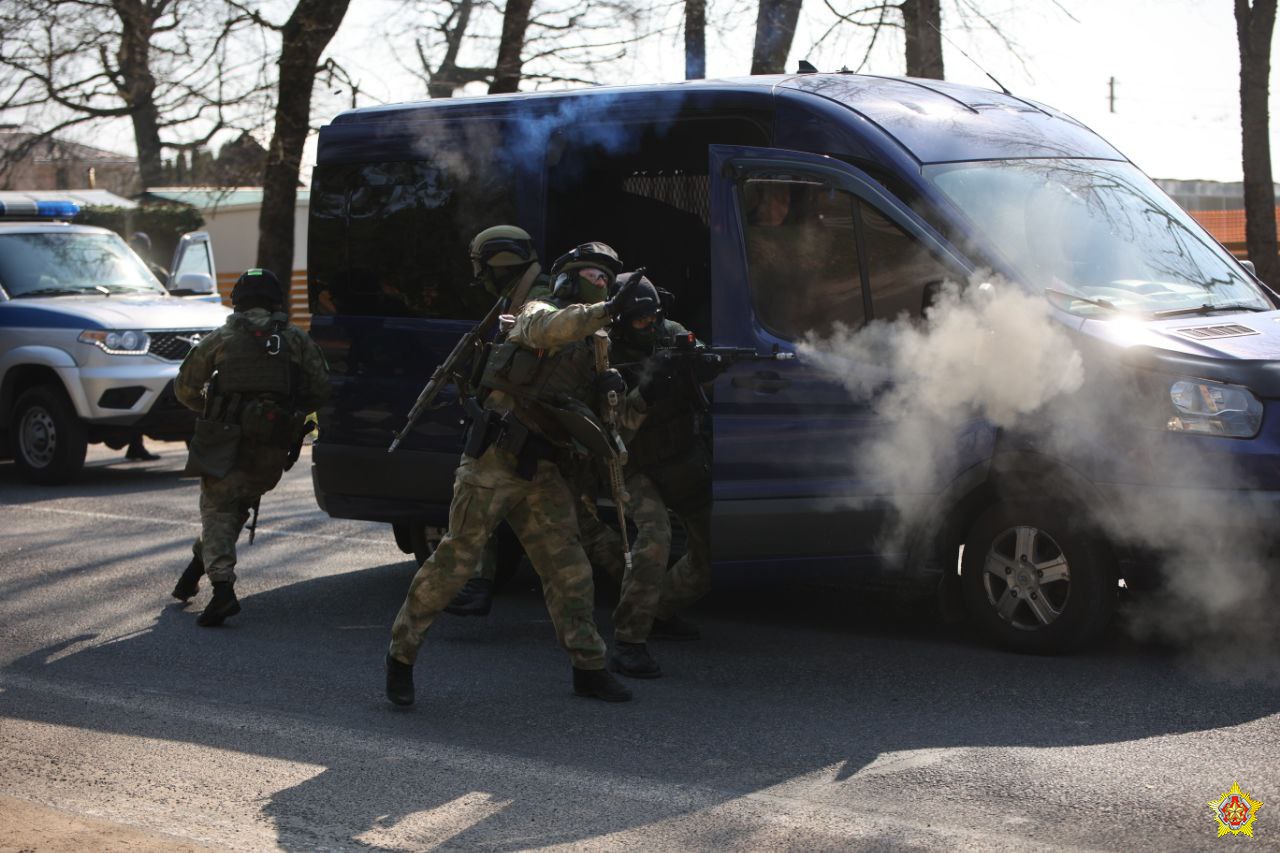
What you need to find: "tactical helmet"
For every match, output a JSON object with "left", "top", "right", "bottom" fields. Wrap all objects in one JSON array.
[
  {"left": 128, "top": 231, "right": 152, "bottom": 253},
  {"left": 231, "top": 268, "right": 284, "bottom": 311},
  {"left": 470, "top": 225, "right": 536, "bottom": 278},
  {"left": 549, "top": 242, "right": 622, "bottom": 303}
]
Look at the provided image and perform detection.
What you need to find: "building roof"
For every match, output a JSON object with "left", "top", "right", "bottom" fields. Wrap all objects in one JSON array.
[
  {"left": 144, "top": 187, "right": 310, "bottom": 210},
  {"left": 0, "top": 129, "right": 136, "bottom": 164}
]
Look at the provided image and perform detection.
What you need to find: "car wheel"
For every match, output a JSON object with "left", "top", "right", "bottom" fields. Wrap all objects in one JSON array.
[
  {"left": 408, "top": 524, "right": 438, "bottom": 566},
  {"left": 11, "top": 385, "right": 88, "bottom": 485},
  {"left": 961, "top": 501, "right": 1116, "bottom": 654}
]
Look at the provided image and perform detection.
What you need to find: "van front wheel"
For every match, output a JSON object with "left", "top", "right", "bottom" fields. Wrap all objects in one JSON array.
[
  {"left": 12, "top": 385, "right": 88, "bottom": 484},
  {"left": 961, "top": 502, "right": 1116, "bottom": 654}
]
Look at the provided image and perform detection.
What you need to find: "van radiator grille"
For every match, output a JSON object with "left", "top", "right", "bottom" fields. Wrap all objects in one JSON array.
[
  {"left": 148, "top": 329, "right": 216, "bottom": 361},
  {"left": 1174, "top": 324, "right": 1259, "bottom": 341}
]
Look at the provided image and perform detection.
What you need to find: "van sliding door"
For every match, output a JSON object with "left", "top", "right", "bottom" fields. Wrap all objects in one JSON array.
[{"left": 706, "top": 144, "right": 971, "bottom": 573}]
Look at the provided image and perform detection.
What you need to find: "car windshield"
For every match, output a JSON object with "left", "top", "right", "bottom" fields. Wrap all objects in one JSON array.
[
  {"left": 0, "top": 232, "right": 165, "bottom": 297},
  {"left": 924, "top": 159, "right": 1274, "bottom": 316}
]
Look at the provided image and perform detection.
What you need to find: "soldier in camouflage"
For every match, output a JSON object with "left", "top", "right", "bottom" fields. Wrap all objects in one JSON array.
[
  {"left": 171, "top": 268, "right": 330, "bottom": 627},
  {"left": 385, "top": 242, "right": 648, "bottom": 706}
]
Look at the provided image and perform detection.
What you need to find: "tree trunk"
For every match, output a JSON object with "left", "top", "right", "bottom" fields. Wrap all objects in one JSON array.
[
  {"left": 750, "top": 0, "right": 803, "bottom": 75},
  {"left": 112, "top": 0, "right": 165, "bottom": 188},
  {"left": 489, "top": 0, "right": 533, "bottom": 94},
  {"left": 428, "top": 0, "right": 474, "bottom": 98},
  {"left": 1237, "top": 0, "right": 1280, "bottom": 288},
  {"left": 257, "top": 0, "right": 351, "bottom": 311},
  {"left": 685, "top": 0, "right": 706, "bottom": 80},
  {"left": 902, "top": 0, "right": 944, "bottom": 79}
]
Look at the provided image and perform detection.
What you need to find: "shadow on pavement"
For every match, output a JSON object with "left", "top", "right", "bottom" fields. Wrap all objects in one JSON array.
[{"left": 3, "top": 557, "right": 1279, "bottom": 850}]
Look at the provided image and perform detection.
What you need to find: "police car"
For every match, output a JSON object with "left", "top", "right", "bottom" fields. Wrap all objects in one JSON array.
[{"left": 0, "top": 196, "right": 229, "bottom": 483}]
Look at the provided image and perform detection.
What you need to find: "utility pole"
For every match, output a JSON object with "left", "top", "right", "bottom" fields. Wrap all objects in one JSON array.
[{"left": 1108, "top": 76, "right": 1117, "bottom": 113}]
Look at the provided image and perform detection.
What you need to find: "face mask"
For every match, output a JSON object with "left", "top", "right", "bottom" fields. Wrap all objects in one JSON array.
[{"left": 574, "top": 270, "right": 610, "bottom": 304}]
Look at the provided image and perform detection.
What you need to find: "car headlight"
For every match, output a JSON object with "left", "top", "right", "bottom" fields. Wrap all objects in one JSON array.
[
  {"left": 1167, "top": 378, "right": 1263, "bottom": 438},
  {"left": 78, "top": 329, "right": 151, "bottom": 355}
]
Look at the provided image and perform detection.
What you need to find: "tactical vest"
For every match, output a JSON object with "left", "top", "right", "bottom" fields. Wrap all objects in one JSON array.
[
  {"left": 216, "top": 316, "right": 293, "bottom": 398},
  {"left": 615, "top": 319, "right": 701, "bottom": 469},
  {"left": 481, "top": 336, "right": 595, "bottom": 412},
  {"left": 213, "top": 315, "right": 299, "bottom": 450}
]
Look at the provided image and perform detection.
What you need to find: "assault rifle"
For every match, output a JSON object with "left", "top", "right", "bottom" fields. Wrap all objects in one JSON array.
[
  {"left": 650, "top": 332, "right": 794, "bottom": 410},
  {"left": 388, "top": 265, "right": 541, "bottom": 452}
]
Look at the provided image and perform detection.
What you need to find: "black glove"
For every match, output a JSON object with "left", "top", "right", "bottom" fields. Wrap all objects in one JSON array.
[
  {"left": 638, "top": 350, "right": 678, "bottom": 405},
  {"left": 692, "top": 352, "right": 731, "bottom": 384},
  {"left": 602, "top": 272, "right": 640, "bottom": 320},
  {"left": 595, "top": 368, "right": 627, "bottom": 398}
]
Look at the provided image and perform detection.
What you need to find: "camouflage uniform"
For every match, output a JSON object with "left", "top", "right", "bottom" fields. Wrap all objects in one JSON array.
[
  {"left": 599, "top": 317, "right": 714, "bottom": 642},
  {"left": 389, "top": 296, "right": 642, "bottom": 668},
  {"left": 175, "top": 308, "right": 330, "bottom": 584}
]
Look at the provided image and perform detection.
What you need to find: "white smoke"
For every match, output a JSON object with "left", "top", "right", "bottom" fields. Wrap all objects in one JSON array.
[{"left": 798, "top": 273, "right": 1279, "bottom": 658}]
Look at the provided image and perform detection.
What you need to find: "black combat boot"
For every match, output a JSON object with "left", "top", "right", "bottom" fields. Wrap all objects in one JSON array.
[
  {"left": 385, "top": 654, "right": 415, "bottom": 706},
  {"left": 196, "top": 581, "right": 241, "bottom": 627},
  {"left": 443, "top": 578, "right": 494, "bottom": 617},
  {"left": 572, "top": 667, "right": 633, "bottom": 702},
  {"left": 171, "top": 546, "right": 204, "bottom": 603},
  {"left": 607, "top": 641, "right": 662, "bottom": 679},
  {"left": 649, "top": 614, "right": 701, "bottom": 641}
]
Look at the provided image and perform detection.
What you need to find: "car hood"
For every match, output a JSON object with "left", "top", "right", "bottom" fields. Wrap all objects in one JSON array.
[
  {"left": 1079, "top": 309, "right": 1280, "bottom": 397},
  {"left": 0, "top": 293, "right": 229, "bottom": 331}
]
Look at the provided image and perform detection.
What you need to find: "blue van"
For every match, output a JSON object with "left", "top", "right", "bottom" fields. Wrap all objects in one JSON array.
[{"left": 307, "top": 73, "right": 1280, "bottom": 653}]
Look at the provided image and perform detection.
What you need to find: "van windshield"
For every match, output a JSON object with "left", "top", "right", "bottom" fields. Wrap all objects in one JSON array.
[
  {"left": 0, "top": 232, "right": 165, "bottom": 298},
  {"left": 924, "top": 159, "right": 1273, "bottom": 316}
]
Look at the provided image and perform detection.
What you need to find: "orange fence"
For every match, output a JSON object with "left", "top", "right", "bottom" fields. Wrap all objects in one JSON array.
[{"left": 215, "top": 271, "right": 310, "bottom": 330}]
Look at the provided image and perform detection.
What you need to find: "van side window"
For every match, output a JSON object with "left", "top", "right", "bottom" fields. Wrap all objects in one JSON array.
[
  {"left": 859, "top": 201, "right": 955, "bottom": 321},
  {"left": 739, "top": 178, "right": 865, "bottom": 340},
  {"left": 310, "top": 157, "right": 516, "bottom": 321}
]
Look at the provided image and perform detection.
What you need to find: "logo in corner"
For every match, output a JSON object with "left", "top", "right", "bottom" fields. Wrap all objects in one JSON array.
[{"left": 1209, "top": 782, "right": 1263, "bottom": 838}]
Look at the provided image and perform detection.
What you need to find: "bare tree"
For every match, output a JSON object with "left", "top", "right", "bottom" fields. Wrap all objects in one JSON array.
[
  {"left": 0, "top": 0, "right": 265, "bottom": 190},
  {"left": 242, "top": 0, "right": 350, "bottom": 296},
  {"left": 491, "top": 0, "right": 535, "bottom": 93},
  {"left": 902, "top": 0, "right": 943, "bottom": 78},
  {"left": 813, "top": 0, "right": 1044, "bottom": 80},
  {"left": 752, "top": 0, "right": 804, "bottom": 74},
  {"left": 1236, "top": 0, "right": 1280, "bottom": 287},
  {"left": 686, "top": 0, "right": 707, "bottom": 79},
  {"left": 401, "top": 0, "right": 653, "bottom": 98}
]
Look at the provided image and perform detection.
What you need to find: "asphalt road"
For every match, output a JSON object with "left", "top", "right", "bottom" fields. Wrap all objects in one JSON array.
[{"left": 2, "top": 441, "right": 1279, "bottom": 851}]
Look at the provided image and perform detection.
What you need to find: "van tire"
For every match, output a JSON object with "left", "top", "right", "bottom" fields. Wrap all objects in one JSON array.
[
  {"left": 961, "top": 501, "right": 1116, "bottom": 654},
  {"left": 11, "top": 385, "right": 88, "bottom": 485}
]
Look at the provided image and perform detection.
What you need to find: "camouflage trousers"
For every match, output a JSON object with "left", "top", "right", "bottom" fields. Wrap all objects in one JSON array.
[
  {"left": 195, "top": 446, "right": 287, "bottom": 584},
  {"left": 389, "top": 445, "right": 607, "bottom": 669},
  {"left": 580, "top": 470, "right": 713, "bottom": 643}
]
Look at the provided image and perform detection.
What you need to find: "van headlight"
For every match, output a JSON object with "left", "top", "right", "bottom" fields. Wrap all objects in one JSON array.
[
  {"left": 1167, "top": 379, "right": 1262, "bottom": 438},
  {"left": 78, "top": 329, "right": 151, "bottom": 355}
]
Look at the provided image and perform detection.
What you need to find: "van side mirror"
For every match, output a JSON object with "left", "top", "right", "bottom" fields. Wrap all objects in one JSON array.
[{"left": 170, "top": 272, "right": 216, "bottom": 296}]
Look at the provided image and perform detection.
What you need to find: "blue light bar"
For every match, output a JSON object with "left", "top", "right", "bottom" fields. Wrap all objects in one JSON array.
[{"left": 0, "top": 199, "right": 80, "bottom": 219}]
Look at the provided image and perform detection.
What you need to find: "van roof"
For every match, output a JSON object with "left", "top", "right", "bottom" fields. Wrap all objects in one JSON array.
[{"left": 325, "top": 73, "right": 1124, "bottom": 166}]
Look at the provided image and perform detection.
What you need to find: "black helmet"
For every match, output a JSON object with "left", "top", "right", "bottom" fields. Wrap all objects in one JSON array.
[
  {"left": 231, "top": 268, "right": 284, "bottom": 311},
  {"left": 128, "top": 231, "right": 152, "bottom": 253},
  {"left": 608, "top": 270, "right": 661, "bottom": 324}
]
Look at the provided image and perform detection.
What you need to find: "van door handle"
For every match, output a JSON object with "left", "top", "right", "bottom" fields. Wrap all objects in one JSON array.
[{"left": 732, "top": 370, "right": 790, "bottom": 393}]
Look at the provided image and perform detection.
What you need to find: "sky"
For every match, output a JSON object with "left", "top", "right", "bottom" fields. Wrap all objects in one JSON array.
[{"left": 55, "top": 0, "right": 1270, "bottom": 184}]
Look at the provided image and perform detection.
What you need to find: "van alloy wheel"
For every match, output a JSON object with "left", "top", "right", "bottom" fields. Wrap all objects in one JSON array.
[
  {"left": 979, "top": 524, "right": 1071, "bottom": 630},
  {"left": 961, "top": 501, "right": 1116, "bottom": 654},
  {"left": 18, "top": 403, "right": 58, "bottom": 469}
]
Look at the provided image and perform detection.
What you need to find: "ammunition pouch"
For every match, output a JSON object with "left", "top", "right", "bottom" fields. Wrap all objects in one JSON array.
[
  {"left": 481, "top": 339, "right": 542, "bottom": 388},
  {"left": 239, "top": 397, "right": 296, "bottom": 449},
  {"left": 183, "top": 417, "right": 243, "bottom": 479},
  {"left": 465, "top": 408, "right": 559, "bottom": 480}
]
